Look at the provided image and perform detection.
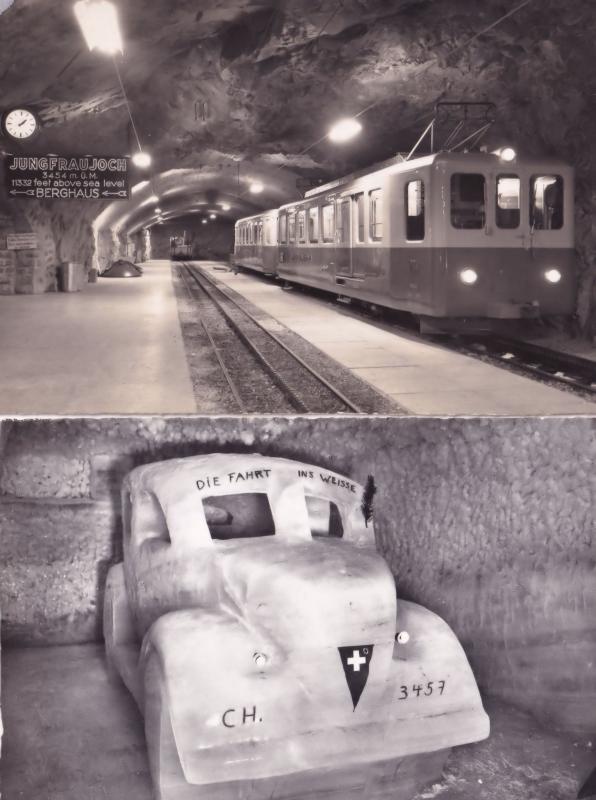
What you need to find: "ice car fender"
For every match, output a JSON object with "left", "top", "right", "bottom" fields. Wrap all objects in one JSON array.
[{"left": 139, "top": 600, "right": 489, "bottom": 785}]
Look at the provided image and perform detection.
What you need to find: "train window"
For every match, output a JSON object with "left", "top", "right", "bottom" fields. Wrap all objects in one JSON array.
[
  {"left": 322, "top": 204, "right": 334, "bottom": 241},
  {"left": 530, "top": 175, "right": 563, "bottom": 230},
  {"left": 257, "top": 222, "right": 263, "bottom": 245},
  {"left": 369, "top": 189, "right": 383, "bottom": 241},
  {"left": 308, "top": 207, "right": 319, "bottom": 242},
  {"left": 451, "top": 173, "right": 486, "bottom": 229},
  {"left": 353, "top": 193, "right": 365, "bottom": 243},
  {"left": 288, "top": 212, "right": 296, "bottom": 243},
  {"left": 298, "top": 210, "right": 306, "bottom": 242},
  {"left": 496, "top": 175, "right": 520, "bottom": 229},
  {"left": 279, "top": 214, "right": 287, "bottom": 244},
  {"left": 405, "top": 180, "right": 425, "bottom": 241}
]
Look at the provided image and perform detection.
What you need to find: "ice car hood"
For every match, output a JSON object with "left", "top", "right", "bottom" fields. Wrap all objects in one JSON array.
[
  {"left": 213, "top": 537, "right": 397, "bottom": 650},
  {"left": 143, "top": 538, "right": 490, "bottom": 785}
]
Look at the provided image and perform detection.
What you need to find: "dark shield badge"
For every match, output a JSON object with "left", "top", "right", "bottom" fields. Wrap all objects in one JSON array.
[{"left": 338, "top": 645, "right": 374, "bottom": 710}]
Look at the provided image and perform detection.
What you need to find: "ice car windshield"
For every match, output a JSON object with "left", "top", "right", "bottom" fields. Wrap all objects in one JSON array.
[
  {"left": 203, "top": 493, "right": 275, "bottom": 540},
  {"left": 202, "top": 493, "right": 345, "bottom": 540}
]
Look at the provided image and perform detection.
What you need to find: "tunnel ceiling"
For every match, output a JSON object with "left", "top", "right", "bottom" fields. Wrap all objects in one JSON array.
[{"left": 1, "top": 0, "right": 595, "bottom": 234}]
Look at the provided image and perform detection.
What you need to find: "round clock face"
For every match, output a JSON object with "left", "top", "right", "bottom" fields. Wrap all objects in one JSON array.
[{"left": 3, "top": 108, "right": 38, "bottom": 140}]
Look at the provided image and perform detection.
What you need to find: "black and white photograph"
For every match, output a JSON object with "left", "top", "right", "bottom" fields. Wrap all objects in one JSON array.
[
  {"left": 0, "top": 416, "right": 595, "bottom": 800},
  {"left": 0, "top": 1, "right": 595, "bottom": 799}
]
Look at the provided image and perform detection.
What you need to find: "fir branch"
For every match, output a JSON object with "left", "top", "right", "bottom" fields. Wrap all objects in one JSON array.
[{"left": 361, "top": 475, "right": 376, "bottom": 528}]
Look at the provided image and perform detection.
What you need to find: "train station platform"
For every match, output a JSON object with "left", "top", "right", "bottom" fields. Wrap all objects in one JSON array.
[
  {"left": 199, "top": 262, "right": 596, "bottom": 415},
  {"left": 0, "top": 261, "right": 196, "bottom": 415}
]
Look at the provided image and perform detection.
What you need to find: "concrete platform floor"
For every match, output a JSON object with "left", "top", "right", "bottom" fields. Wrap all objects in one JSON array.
[
  {"left": 0, "top": 261, "right": 196, "bottom": 415},
  {"left": 200, "top": 262, "right": 596, "bottom": 415},
  {"left": 2, "top": 643, "right": 593, "bottom": 800}
]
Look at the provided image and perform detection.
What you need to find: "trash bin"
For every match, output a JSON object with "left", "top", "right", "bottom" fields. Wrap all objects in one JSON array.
[{"left": 58, "top": 262, "right": 84, "bottom": 292}]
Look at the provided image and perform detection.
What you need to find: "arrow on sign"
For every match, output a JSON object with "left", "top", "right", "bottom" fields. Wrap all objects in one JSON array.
[
  {"left": 101, "top": 190, "right": 128, "bottom": 198},
  {"left": 9, "top": 189, "right": 35, "bottom": 196}
]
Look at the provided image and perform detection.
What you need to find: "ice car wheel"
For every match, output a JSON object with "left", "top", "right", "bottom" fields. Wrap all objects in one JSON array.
[{"left": 144, "top": 648, "right": 190, "bottom": 800}]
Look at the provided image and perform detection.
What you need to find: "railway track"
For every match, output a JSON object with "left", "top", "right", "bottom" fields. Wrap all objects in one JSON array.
[
  {"left": 178, "top": 263, "right": 364, "bottom": 414},
  {"left": 461, "top": 336, "right": 596, "bottom": 396}
]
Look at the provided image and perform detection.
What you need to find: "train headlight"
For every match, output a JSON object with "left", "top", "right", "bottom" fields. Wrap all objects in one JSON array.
[
  {"left": 459, "top": 268, "right": 478, "bottom": 285},
  {"left": 545, "top": 268, "right": 562, "bottom": 284}
]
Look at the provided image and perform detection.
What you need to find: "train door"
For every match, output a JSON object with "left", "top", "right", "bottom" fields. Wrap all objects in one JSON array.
[
  {"left": 335, "top": 197, "right": 352, "bottom": 276},
  {"left": 403, "top": 177, "right": 430, "bottom": 305}
]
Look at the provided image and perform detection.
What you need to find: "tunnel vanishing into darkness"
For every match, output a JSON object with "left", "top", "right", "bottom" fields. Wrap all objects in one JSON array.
[{"left": 1, "top": 0, "right": 596, "bottom": 330}]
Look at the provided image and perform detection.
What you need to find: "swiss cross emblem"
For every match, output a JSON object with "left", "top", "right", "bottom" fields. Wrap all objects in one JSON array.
[{"left": 338, "top": 645, "right": 374, "bottom": 710}]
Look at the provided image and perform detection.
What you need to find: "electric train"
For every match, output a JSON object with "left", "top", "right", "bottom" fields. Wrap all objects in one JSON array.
[{"left": 233, "top": 151, "right": 576, "bottom": 331}]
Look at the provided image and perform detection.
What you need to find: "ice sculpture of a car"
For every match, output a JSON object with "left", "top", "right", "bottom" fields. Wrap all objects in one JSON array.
[{"left": 104, "top": 453, "right": 489, "bottom": 800}]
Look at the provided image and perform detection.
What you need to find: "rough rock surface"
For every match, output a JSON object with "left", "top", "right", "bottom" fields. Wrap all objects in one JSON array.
[
  {"left": 0, "top": 416, "right": 594, "bottom": 738},
  {"left": 1, "top": 1, "right": 596, "bottom": 328}
]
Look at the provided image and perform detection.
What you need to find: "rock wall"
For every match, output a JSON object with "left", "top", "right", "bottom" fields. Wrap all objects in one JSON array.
[
  {"left": 0, "top": 416, "right": 594, "bottom": 736},
  {"left": 0, "top": 201, "right": 55, "bottom": 294},
  {"left": 0, "top": 196, "right": 106, "bottom": 292}
]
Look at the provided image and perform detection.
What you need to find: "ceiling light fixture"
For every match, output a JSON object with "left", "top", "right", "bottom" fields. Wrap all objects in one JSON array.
[
  {"left": 249, "top": 181, "right": 264, "bottom": 194},
  {"left": 154, "top": 207, "right": 162, "bottom": 213},
  {"left": 132, "top": 151, "right": 151, "bottom": 168},
  {"left": 74, "top": 0, "right": 123, "bottom": 55},
  {"left": 328, "top": 117, "right": 362, "bottom": 143},
  {"left": 201, "top": 219, "right": 207, "bottom": 224},
  {"left": 209, "top": 213, "right": 217, "bottom": 219},
  {"left": 220, "top": 202, "right": 231, "bottom": 211}
]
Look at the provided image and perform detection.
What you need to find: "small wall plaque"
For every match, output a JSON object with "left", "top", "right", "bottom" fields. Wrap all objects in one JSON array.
[{"left": 6, "top": 233, "right": 38, "bottom": 250}]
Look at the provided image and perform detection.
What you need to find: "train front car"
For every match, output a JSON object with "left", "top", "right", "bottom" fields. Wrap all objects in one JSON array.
[
  {"left": 274, "top": 151, "right": 575, "bottom": 332},
  {"left": 427, "top": 151, "right": 575, "bottom": 330},
  {"left": 104, "top": 453, "right": 489, "bottom": 800},
  {"left": 233, "top": 210, "right": 278, "bottom": 275}
]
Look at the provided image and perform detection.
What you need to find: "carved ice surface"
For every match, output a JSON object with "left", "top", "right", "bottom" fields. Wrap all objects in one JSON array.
[{"left": 104, "top": 453, "right": 489, "bottom": 800}]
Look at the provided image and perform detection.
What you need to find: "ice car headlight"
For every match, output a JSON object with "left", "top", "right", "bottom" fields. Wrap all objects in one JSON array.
[
  {"left": 545, "top": 268, "right": 562, "bottom": 284},
  {"left": 459, "top": 268, "right": 478, "bottom": 285}
]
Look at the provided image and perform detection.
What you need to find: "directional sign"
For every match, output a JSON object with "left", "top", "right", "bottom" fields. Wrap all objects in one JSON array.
[{"left": 4, "top": 155, "right": 130, "bottom": 200}]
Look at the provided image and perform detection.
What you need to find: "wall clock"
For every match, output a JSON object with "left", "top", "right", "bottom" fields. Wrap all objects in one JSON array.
[{"left": 1, "top": 108, "right": 40, "bottom": 141}]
